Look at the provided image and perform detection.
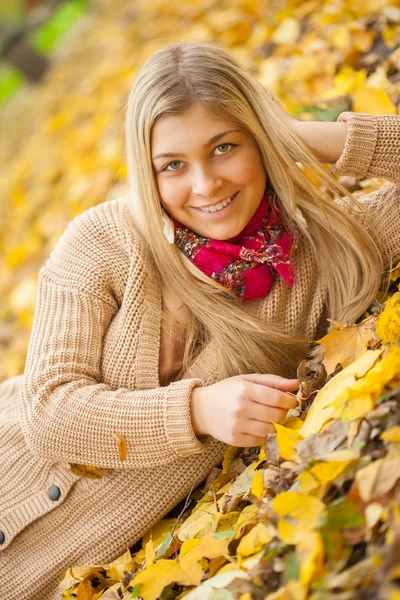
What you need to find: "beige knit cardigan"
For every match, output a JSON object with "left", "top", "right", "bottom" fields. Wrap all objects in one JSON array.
[{"left": 0, "top": 112, "right": 399, "bottom": 599}]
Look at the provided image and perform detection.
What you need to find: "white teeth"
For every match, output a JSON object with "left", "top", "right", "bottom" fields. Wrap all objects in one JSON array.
[{"left": 200, "top": 195, "right": 233, "bottom": 213}]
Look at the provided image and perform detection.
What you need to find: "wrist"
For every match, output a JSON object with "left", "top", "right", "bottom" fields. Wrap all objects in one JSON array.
[{"left": 190, "top": 386, "right": 208, "bottom": 436}]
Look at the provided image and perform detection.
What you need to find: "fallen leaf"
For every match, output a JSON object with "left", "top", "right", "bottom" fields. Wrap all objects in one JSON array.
[
  {"left": 273, "top": 421, "right": 303, "bottom": 462},
  {"left": 68, "top": 463, "right": 106, "bottom": 479},
  {"left": 114, "top": 432, "right": 127, "bottom": 462},
  {"left": 250, "top": 470, "right": 264, "bottom": 499},
  {"left": 273, "top": 492, "right": 325, "bottom": 544},
  {"left": 300, "top": 349, "right": 383, "bottom": 437},
  {"left": 355, "top": 445, "right": 400, "bottom": 502},
  {"left": 317, "top": 322, "right": 375, "bottom": 375},
  {"left": 376, "top": 292, "right": 400, "bottom": 343},
  {"left": 236, "top": 522, "right": 272, "bottom": 562}
]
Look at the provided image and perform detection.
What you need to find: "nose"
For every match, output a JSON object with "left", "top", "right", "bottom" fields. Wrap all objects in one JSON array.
[{"left": 191, "top": 164, "right": 223, "bottom": 198}]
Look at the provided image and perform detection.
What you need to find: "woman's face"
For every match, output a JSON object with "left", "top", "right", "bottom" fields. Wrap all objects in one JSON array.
[{"left": 151, "top": 103, "right": 267, "bottom": 240}]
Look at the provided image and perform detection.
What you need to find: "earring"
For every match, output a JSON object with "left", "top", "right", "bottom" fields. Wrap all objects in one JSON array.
[{"left": 162, "top": 210, "right": 175, "bottom": 244}]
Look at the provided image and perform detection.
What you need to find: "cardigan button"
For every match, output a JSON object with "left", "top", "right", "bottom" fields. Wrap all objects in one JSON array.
[
  {"left": 0, "top": 530, "right": 5, "bottom": 545},
  {"left": 48, "top": 485, "right": 61, "bottom": 501}
]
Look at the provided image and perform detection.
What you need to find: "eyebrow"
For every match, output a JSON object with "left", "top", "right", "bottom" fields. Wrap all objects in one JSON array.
[{"left": 152, "top": 129, "right": 242, "bottom": 160}]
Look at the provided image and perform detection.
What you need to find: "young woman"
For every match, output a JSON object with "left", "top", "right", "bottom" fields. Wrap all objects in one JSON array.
[{"left": 0, "top": 42, "right": 399, "bottom": 599}]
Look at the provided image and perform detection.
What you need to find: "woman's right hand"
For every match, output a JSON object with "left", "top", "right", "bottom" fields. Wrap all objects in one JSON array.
[{"left": 190, "top": 374, "right": 300, "bottom": 447}]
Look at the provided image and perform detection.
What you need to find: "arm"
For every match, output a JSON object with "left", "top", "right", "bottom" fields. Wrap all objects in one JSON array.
[
  {"left": 18, "top": 207, "right": 208, "bottom": 470},
  {"left": 293, "top": 111, "right": 400, "bottom": 185},
  {"left": 292, "top": 119, "right": 348, "bottom": 164},
  {"left": 293, "top": 112, "right": 400, "bottom": 267}
]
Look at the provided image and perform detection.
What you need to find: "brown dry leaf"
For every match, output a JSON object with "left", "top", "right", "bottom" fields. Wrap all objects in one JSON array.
[
  {"left": 356, "top": 445, "right": 400, "bottom": 502},
  {"left": 113, "top": 432, "right": 127, "bottom": 462}
]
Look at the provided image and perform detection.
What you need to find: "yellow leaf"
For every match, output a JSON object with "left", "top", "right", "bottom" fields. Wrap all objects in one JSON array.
[
  {"left": 58, "top": 567, "right": 106, "bottom": 592},
  {"left": 300, "top": 349, "right": 382, "bottom": 437},
  {"left": 376, "top": 292, "right": 400, "bottom": 343},
  {"left": 234, "top": 505, "right": 259, "bottom": 537},
  {"left": 296, "top": 531, "right": 324, "bottom": 586},
  {"left": 283, "top": 418, "right": 304, "bottom": 430},
  {"left": 273, "top": 421, "right": 303, "bottom": 461},
  {"left": 222, "top": 446, "right": 240, "bottom": 473},
  {"left": 334, "top": 66, "right": 367, "bottom": 94},
  {"left": 145, "top": 538, "right": 156, "bottom": 568},
  {"left": 134, "top": 519, "right": 176, "bottom": 564},
  {"left": 386, "top": 261, "right": 400, "bottom": 282},
  {"left": 178, "top": 502, "right": 217, "bottom": 542},
  {"left": 237, "top": 522, "right": 272, "bottom": 561},
  {"left": 258, "top": 445, "right": 267, "bottom": 461},
  {"left": 331, "top": 26, "right": 351, "bottom": 49},
  {"left": 308, "top": 460, "right": 353, "bottom": 484},
  {"left": 382, "top": 26, "right": 400, "bottom": 49},
  {"left": 273, "top": 492, "right": 325, "bottom": 544},
  {"left": 341, "top": 393, "right": 374, "bottom": 422},
  {"left": 264, "top": 587, "right": 288, "bottom": 600},
  {"left": 352, "top": 29, "right": 376, "bottom": 53},
  {"left": 329, "top": 344, "right": 400, "bottom": 422},
  {"left": 271, "top": 17, "right": 301, "bottom": 44},
  {"left": 113, "top": 432, "right": 127, "bottom": 462},
  {"left": 298, "top": 470, "right": 321, "bottom": 494},
  {"left": 353, "top": 87, "right": 397, "bottom": 115},
  {"left": 180, "top": 534, "right": 231, "bottom": 564},
  {"left": 212, "top": 511, "right": 240, "bottom": 534},
  {"left": 131, "top": 559, "right": 200, "bottom": 600},
  {"left": 179, "top": 538, "right": 202, "bottom": 558},
  {"left": 317, "top": 323, "right": 375, "bottom": 375},
  {"left": 381, "top": 426, "right": 400, "bottom": 442},
  {"left": 107, "top": 548, "right": 135, "bottom": 581},
  {"left": 131, "top": 534, "right": 230, "bottom": 600},
  {"left": 250, "top": 470, "right": 264, "bottom": 499}
]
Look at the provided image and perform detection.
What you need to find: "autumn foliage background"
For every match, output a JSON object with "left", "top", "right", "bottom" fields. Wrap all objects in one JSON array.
[{"left": 1, "top": 0, "right": 400, "bottom": 599}]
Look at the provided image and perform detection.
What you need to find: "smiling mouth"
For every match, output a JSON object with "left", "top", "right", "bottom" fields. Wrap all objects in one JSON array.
[{"left": 194, "top": 191, "right": 239, "bottom": 213}]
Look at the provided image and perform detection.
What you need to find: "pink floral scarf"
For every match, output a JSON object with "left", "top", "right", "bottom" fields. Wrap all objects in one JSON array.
[{"left": 173, "top": 190, "right": 300, "bottom": 302}]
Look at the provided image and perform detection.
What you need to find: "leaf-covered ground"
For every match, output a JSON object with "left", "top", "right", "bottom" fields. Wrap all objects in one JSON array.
[
  {"left": 59, "top": 283, "right": 400, "bottom": 599},
  {"left": 0, "top": 0, "right": 400, "bottom": 598}
]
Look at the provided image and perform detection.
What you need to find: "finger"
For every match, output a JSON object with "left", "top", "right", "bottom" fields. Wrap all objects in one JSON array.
[
  {"left": 247, "top": 402, "right": 287, "bottom": 424},
  {"left": 236, "top": 432, "right": 269, "bottom": 448},
  {"left": 243, "top": 419, "right": 277, "bottom": 439},
  {"left": 249, "top": 384, "right": 299, "bottom": 410},
  {"left": 240, "top": 373, "right": 300, "bottom": 391}
]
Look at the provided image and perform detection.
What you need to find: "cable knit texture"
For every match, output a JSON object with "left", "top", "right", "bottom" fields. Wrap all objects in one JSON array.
[{"left": 0, "top": 113, "right": 399, "bottom": 599}]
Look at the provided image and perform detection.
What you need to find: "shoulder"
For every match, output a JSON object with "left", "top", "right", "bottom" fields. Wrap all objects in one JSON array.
[{"left": 40, "top": 196, "right": 146, "bottom": 304}]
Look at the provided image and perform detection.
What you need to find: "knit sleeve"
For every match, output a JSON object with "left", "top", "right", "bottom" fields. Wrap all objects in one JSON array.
[
  {"left": 330, "top": 112, "right": 400, "bottom": 267},
  {"left": 18, "top": 207, "right": 208, "bottom": 470}
]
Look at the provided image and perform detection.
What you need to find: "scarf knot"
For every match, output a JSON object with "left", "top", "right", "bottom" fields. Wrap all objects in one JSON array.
[{"left": 173, "top": 191, "right": 300, "bottom": 302}]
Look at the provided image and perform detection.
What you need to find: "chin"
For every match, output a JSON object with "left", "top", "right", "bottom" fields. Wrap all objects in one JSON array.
[{"left": 212, "top": 226, "right": 241, "bottom": 240}]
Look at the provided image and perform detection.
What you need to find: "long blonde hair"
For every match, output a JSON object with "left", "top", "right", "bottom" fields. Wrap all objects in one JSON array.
[{"left": 124, "top": 42, "right": 390, "bottom": 379}]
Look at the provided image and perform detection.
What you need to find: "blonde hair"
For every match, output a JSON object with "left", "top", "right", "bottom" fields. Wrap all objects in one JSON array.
[{"left": 125, "top": 42, "right": 390, "bottom": 380}]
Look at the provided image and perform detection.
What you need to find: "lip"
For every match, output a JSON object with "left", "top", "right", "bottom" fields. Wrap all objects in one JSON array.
[{"left": 193, "top": 191, "right": 239, "bottom": 216}]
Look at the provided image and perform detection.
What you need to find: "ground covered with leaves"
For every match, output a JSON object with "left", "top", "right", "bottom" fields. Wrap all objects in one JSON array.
[
  {"left": 1, "top": 0, "right": 400, "bottom": 598},
  {"left": 59, "top": 277, "right": 400, "bottom": 599},
  {"left": 1, "top": 0, "right": 400, "bottom": 380}
]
